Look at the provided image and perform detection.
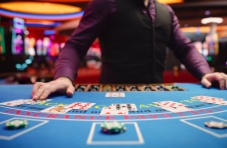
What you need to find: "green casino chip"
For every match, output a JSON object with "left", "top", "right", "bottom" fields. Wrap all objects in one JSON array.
[
  {"left": 5, "top": 119, "right": 28, "bottom": 129},
  {"left": 101, "top": 121, "right": 126, "bottom": 133},
  {"left": 171, "top": 86, "right": 180, "bottom": 91}
]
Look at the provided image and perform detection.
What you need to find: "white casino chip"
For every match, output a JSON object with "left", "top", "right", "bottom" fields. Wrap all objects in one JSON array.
[{"left": 205, "top": 121, "right": 227, "bottom": 129}]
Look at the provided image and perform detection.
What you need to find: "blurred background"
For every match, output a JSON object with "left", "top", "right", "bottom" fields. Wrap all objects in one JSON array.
[{"left": 0, "top": 0, "right": 227, "bottom": 84}]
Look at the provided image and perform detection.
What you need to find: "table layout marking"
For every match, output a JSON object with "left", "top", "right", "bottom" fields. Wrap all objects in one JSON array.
[
  {"left": 181, "top": 116, "right": 227, "bottom": 138},
  {"left": 0, "top": 117, "right": 48, "bottom": 140}
]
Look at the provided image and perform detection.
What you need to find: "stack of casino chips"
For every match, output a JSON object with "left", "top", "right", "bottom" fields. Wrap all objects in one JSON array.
[
  {"left": 75, "top": 85, "right": 87, "bottom": 92},
  {"left": 88, "top": 85, "right": 99, "bottom": 92},
  {"left": 5, "top": 119, "right": 28, "bottom": 129},
  {"left": 101, "top": 121, "right": 126, "bottom": 134},
  {"left": 142, "top": 85, "right": 153, "bottom": 91},
  {"left": 205, "top": 121, "right": 227, "bottom": 129},
  {"left": 129, "top": 85, "right": 140, "bottom": 91},
  {"left": 102, "top": 85, "right": 112, "bottom": 91},
  {"left": 165, "top": 85, "right": 182, "bottom": 91},
  {"left": 115, "top": 86, "right": 126, "bottom": 92}
]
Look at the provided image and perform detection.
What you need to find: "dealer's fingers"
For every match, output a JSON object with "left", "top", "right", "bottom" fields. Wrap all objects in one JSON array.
[
  {"left": 212, "top": 73, "right": 225, "bottom": 90},
  {"left": 215, "top": 72, "right": 227, "bottom": 90},
  {"left": 201, "top": 78, "right": 212, "bottom": 88},
  {"left": 36, "top": 83, "right": 56, "bottom": 100},
  {"left": 32, "top": 82, "right": 44, "bottom": 97},
  {"left": 32, "top": 82, "right": 55, "bottom": 100},
  {"left": 202, "top": 72, "right": 227, "bottom": 90},
  {"left": 66, "top": 85, "right": 75, "bottom": 97},
  {"left": 220, "top": 73, "right": 227, "bottom": 89},
  {"left": 32, "top": 84, "right": 47, "bottom": 100}
]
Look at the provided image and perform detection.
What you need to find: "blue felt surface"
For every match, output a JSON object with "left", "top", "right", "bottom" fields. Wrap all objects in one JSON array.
[{"left": 0, "top": 83, "right": 227, "bottom": 148}]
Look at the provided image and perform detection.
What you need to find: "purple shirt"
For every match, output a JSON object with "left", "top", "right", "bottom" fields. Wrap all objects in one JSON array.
[{"left": 54, "top": 0, "right": 212, "bottom": 82}]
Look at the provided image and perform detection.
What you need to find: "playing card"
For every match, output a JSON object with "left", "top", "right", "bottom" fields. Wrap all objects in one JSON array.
[
  {"left": 0, "top": 99, "right": 25, "bottom": 106},
  {"left": 41, "top": 105, "right": 72, "bottom": 114},
  {"left": 66, "top": 102, "right": 96, "bottom": 110},
  {"left": 105, "top": 92, "right": 125, "bottom": 97},
  {"left": 153, "top": 101, "right": 185, "bottom": 108},
  {"left": 192, "top": 96, "right": 224, "bottom": 102},
  {"left": 153, "top": 101, "right": 192, "bottom": 113},
  {"left": 213, "top": 101, "right": 227, "bottom": 105},
  {"left": 100, "top": 106, "right": 113, "bottom": 115},
  {"left": 100, "top": 106, "right": 128, "bottom": 115},
  {"left": 22, "top": 99, "right": 50, "bottom": 105},
  {"left": 157, "top": 105, "right": 192, "bottom": 113},
  {"left": 110, "top": 110, "right": 128, "bottom": 115},
  {"left": 111, "top": 103, "right": 137, "bottom": 111},
  {"left": 191, "top": 96, "right": 226, "bottom": 105}
]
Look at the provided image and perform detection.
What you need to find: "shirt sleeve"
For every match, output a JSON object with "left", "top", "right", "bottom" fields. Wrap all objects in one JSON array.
[
  {"left": 54, "top": 0, "right": 111, "bottom": 82},
  {"left": 166, "top": 5, "right": 212, "bottom": 80}
]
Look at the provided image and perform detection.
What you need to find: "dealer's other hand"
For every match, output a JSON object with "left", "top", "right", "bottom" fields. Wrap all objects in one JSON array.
[
  {"left": 201, "top": 72, "right": 227, "bottom": 90},
  {"left": 32, "top": 77, "right": 75, "bottom": 100}
]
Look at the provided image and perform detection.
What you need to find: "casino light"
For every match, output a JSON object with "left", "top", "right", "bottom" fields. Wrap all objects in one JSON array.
[
  {"left": 201, "top": 17, "right": 223, "bottom": 25},
  {"left": 207, "top": 56, "right": 212, "bottom": 62},
  {"left": 44, "top": 30, "right": 56, "bottom": 35},
  {"left": 25, "top": 59, "right": 32, "bottom": 64},
  {"left": 0, "top": 9, "right": 84, "bottom": 21},
  {"left": 0, "top": 2, "right": 84, "bottom": 21},
  {"left": 0, "top": 27, "right": 6, "bottom": 54},
  {"left": 0, "top": 2, "right": 81, "bottom": 14},
  {"left": 36, "top": 0, "right": 90, "bottom": 2},
  {"left": 15, "top": 64, "right": 22, "bottom": 70},
  {"left": 25, "top": 22, "right": 62, "bottom": 27},
  {"left": 205, "top": 10, "right": 211, "bottom": 16},
  {"left": 15, "top": 56, "right": 34, "bottom": 71},
  {"left": 158, "top": 0, "right": 183, "bottom": 4}
]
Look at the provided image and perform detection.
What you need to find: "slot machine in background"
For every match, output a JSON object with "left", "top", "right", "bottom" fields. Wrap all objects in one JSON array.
[
  {"left": 12, "top": 18, "right": 25, "bottom": 55},
  {"left": 0, "top": 26, "right": 6, "bottom": 55},
  {"left": 0, "top": 26, "right": 7, "bottom": 73},
  {"left": 11, "top": 18, "right": 34, "bottom": 72}
]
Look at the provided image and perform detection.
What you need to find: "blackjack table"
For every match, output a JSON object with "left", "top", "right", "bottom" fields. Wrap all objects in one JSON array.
[{"left": 0, "top": 83, "right": 227, "bottom": 148}]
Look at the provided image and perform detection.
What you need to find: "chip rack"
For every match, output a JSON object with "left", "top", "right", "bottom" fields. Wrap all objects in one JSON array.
[{"left": 74, "top": 84, "right": 186, "bottom": 92}]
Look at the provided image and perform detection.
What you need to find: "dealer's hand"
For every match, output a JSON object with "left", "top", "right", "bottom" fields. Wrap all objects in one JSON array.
[
  {"left": 201, "top": 72, "right": 227, "bottom": 90},
  {"left": 32, "top": 77, "right": 75, "bottom": 100}
]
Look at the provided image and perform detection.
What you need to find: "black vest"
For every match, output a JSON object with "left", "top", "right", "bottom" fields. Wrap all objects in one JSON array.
[{"left": 99, "top": 0, "right": 171, "bottom": 84}]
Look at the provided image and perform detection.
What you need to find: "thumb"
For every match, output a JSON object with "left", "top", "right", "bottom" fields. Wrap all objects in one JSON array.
[
  {"left": 66, "top": 85, "right": 75, "bottom": 97},
  {"left": 201, "top": 78, "right": 212, "bottom": 88}
]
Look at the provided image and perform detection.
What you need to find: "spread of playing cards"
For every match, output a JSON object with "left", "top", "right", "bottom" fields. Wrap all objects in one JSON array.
[{"left": 0, "top": 84, "right": 227, "bottom": 148}]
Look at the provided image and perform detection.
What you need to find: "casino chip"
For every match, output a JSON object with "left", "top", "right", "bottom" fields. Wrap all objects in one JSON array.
[
  {"left": 205, "top": 121, "right": 227, "bottom": 129},
  {"left": 171, "top": 86, "right": 179, "bottom": 91},
  {"left": 142, "top": 85, "right": 153, "bottom": 91},
  {"left": 88, "top": 85, "right": 99, "bottom": 92},
  {"left": 169, "top": 86, "right": 183, "bottom": 91},
  {"left": 101, "top": 121, "right": 126, "bottom": 134},
  {"left": 5, "top": 119, "right": 28, "bottom": 129},
  {"left": 115, "top": 86, "right": 126, "bottom": 92},
  {"left": 76, "top": 85, "right": 87, "bottom": 92},
  {"left": 154, "top": 85, "right": 166, "bottom": 91},
  {"left": 129, "top": 86, "right": 139, "bottom": 91},
  {"left": 102, "top": 85, "right": 112, "bottom": 91}
]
